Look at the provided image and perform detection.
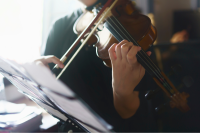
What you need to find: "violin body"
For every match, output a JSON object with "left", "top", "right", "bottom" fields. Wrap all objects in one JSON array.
[
  {"left": 75, "top": 0, "right": 156, "bottom": 67},
  {"left": 73, "top": 0, "right": 190, "bottom": 113}
]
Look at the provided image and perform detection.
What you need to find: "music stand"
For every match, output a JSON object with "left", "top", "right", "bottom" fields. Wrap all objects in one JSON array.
[{"left": 0, "top": 56, "right": 113, "bottom": 132}]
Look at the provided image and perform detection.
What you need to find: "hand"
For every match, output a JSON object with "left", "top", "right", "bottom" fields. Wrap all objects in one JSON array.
[
  {"left": 108, "top": 40, "right": 151, "bottom": 118},
  {"left": 170, "top": 92, "right": 190, "bottom": 112},
  {"left": 33, "top": 55, "right": 64, "bottom": 69},
  {"left": 170, "top": 30, "right": 189, "bottom": 43},
  {"left": 108, "top": 40, "right": 151, "bottom": 97}
]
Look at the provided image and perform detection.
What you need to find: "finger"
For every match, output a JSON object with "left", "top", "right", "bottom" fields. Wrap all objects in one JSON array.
[
  {"left": 115, "top": 40, "right": 129, "bottom": 60},
  {"left": 146, "top": 51, "right": 152, "bottom": 56},
  {"left": 35, "top": 61, "right": 45, "bottom": 67},
  {"left": 127, "top": 46, "right": 141, "bottom": 65},
  {"left": 116, "top": 40, "right": 129, "bottom": 50},
  {"left": 45, "top": 56, "right": 64, "bottom": 68},
  {"left": 121, "top": 42, "right": 133, "bottom": 62},
  {"left": 108, "top": 43, "right": 117, "bottom": 62}
]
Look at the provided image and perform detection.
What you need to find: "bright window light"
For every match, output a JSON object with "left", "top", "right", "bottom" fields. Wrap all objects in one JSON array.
[{"left": 0, "top": 0, "right": 43, "bottom": 63}]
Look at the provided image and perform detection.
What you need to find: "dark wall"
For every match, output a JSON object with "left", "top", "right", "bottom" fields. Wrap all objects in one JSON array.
[{"left": 150, "top": 41, "right": 200, "bottom": 131}]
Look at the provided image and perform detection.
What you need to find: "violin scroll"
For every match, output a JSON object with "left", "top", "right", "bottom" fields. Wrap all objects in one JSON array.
[{"left": 170, "top": 92, "right": 190, "bottom": 113}]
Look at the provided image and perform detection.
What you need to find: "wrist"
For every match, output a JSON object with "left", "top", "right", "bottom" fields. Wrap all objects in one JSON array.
[{"left": 113, "top": 89, "right": 134, "bottom": 100}]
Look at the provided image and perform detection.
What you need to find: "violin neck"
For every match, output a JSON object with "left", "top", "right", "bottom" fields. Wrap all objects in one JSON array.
[{"left": 104, "top": 16, "right": 173, "bottom": 95}]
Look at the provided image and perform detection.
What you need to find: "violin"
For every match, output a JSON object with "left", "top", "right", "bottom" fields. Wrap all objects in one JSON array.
[{"left": 54, "top": 0, "right": 190, "bottom": 113}]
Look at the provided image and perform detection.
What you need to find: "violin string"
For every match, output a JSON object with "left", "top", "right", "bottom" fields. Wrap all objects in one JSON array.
[
  {"left": 111, "top": 16, "right": 162, "bottom": 75},
  {"left": 107, "top": 16, "right": 173, "bottom": 92},
  {"left": 109, "top": 16, "right": 167, "bottom": 80},
  {"left": 105, "top": 16, "right": 172, "bottom": 92},
  {"left": 105, "top": 19, "right": 158, "bottom": 79},
  {"left": 109, "top": 16, "right": 159, "bottom": 71}
]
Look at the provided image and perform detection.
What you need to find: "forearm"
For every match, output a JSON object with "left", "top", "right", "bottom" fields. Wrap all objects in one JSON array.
[
  {"left": 108, "top": 40, "right": 146, "bottom": 119},
  {"left": 113, "top": 91, "right": 140, "bottom": 119}
]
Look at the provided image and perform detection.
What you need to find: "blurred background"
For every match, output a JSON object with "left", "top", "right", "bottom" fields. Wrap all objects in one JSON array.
[
  {"left": 1, "top": 0, "right": 200, "bottom": 64},
  {"left": 0, "top": 0, "right": 83, "bottom": 101},
  {"left": 0, "top": 0, "right": 200, "bottom": 132}
]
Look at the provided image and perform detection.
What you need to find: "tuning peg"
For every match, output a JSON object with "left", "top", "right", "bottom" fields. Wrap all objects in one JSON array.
[
  {"left": 155, "top": 102, "right": 170, "bottom": 114},
  {"left": 145, "top": 87, "right": 161, "bottom": 100}
]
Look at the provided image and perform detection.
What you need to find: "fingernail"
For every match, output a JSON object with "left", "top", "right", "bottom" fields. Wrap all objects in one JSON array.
[{"left": 138, "top": 47, "right": 141, "bottom": 50}]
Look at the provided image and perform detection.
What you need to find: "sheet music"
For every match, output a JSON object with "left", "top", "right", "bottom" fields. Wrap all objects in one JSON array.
[
  {"left": 0, "top": 57, "right": 112, "bottom": 132},
  {"left": 3, "top": 74, "right": 42, "bottom": 102},
  {"left": 29, "top": 96, "right": 68, "bottom": 121},
  {"left": 22, "top": 63, "right": 74, "bottom": 97},
  {"left": 0, "top": 58, "right": 53, "bottom": 106},
  {"left": 22, "top": 64, "right": 112, "bottom": 132},
  {"left": 0, "top": 58, "right": 29, "bottom": 79}
]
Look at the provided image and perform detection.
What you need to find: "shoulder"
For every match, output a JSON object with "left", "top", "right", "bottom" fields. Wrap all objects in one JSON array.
[
  {"left": 42, "top": 9, "right": 83, "bottom": 55},
  {"left": 52, "top": 8, "right": 83, "bottom": 33}
]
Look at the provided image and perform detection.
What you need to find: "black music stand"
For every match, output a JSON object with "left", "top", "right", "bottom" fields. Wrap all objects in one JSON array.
[{"left": 0, "top": 57, "right": 112, "bottom": 133}]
